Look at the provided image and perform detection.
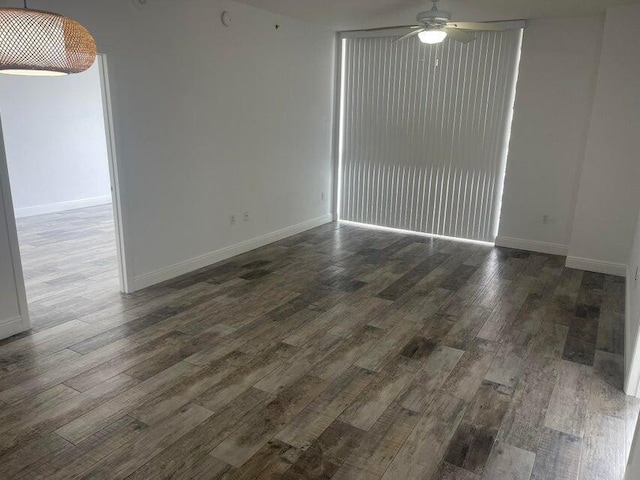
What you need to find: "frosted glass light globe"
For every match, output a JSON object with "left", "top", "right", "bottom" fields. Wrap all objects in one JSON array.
[{"left": 418, "top": 29, "right": 447, "bottom": 44}]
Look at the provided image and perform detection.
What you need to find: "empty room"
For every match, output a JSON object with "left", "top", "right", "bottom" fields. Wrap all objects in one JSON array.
[{"left": 0, "top": 0, "right": 639, "bottom": 479}]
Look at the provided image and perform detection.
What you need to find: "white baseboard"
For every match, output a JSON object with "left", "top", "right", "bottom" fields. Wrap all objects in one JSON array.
[
  {"left": 0, "top": 315, "right": 29, "bottom": 341},
  {"left": 133, "top": 214, "right": 334, "bottom": 291},
  {"left": 565, "top": 255, "right": 627, "bottom": 277},
  {"left": 14, "top": 195, "right": 112, "bottom": 218},
  {"left": 494, "top": 236, "right": 568, "bottom": 256}
]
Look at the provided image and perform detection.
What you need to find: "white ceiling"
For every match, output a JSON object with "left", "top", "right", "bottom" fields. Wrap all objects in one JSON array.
[{"left": 235, "top": 0, "right": 640, "bottom": 30}]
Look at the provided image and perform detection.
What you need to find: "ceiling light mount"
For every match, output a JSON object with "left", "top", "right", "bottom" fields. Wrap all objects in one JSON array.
[{"left": 416, "top": 1, "right": 451, "bottom": 28}]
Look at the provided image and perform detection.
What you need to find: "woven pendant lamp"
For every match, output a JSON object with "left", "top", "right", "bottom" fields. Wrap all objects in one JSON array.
[{"left": 0, "top": 2, "right": 96, "bottom": 76}]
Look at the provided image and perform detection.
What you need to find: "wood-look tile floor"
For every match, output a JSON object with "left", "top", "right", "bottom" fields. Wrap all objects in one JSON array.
[{"left": 2, "top": 205, "right": 639, "bottom": 479}]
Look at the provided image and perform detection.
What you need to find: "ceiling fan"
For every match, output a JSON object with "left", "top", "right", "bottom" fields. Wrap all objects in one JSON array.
[{"left": 394, "top": 0, "right": 515, "bottom": 45}]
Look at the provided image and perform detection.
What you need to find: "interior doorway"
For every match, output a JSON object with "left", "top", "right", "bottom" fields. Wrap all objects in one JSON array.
[{"left": 0, "top": 54, "right": 128, "bottom": 333}]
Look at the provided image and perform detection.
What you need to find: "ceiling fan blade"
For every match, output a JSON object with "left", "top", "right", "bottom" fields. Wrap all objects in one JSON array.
[
  {"left": 443, "top": 28, "right": 476, "bottom": 44},
  {"left": 392, "top": 29, "right": 424, "bottom": 43},
  {"left": 446, "top": 21, "right": 517, "bottom": 31},
  {"left": 354, "top": 24, "right": 420, "bottom": 32}
]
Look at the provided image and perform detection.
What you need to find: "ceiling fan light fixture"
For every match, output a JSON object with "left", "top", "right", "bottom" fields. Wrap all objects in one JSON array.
[
  {"left": 418, "top": 29, "right": 447, "bottom": 44},
  {"left": 0, "top": 7, "right": 96, "bottom": 76}
]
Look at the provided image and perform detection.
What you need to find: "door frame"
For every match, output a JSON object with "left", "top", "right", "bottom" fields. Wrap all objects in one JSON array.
[
  {"left": 0, "top": 117, "right": 30, "bottom": 336},
  {"left": 96, "top": 53, "right": 132, "bottom": 294},
  {"left": 0, "top": 51, "right": 133, "bottom": 336},
  {"left": 625, "top": 276, "right": 640, "bottom": 397}
]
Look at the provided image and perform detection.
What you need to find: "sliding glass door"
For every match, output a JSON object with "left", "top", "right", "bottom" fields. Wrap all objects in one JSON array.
[{"left": 338, "top": 29, "right": 522, "bottom": 242}]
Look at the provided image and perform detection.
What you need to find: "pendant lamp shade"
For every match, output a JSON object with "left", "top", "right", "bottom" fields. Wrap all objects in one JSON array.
[{"left": 0, "top": 8, "right": 96, "bottom": 76}]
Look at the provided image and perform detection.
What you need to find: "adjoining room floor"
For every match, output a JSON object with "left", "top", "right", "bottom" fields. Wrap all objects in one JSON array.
[
  {"left": 15, "top": 204, "right": 120, "bottom": 333},
  {"left": 0, "top": 216, "right": 638, "bottom": 479}
]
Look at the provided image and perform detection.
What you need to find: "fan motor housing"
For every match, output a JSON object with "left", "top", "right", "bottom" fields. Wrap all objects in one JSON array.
[{"left": 416, "top": 9, "right": 451, "bottom": 27}]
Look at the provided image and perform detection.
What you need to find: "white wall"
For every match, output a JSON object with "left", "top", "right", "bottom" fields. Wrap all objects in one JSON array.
[
  {"left": 0, "top": 0, "right": 336, "bottom": 293},
  {"left": 499, "top": 6, "right": 640, "bottom": 278},
  {"left": 567, "top": 4, "right": 640, "bottom": 276},
  {"left": 0, "top": 62, "right": 112, "bottom": 218},
  {"left": 497, "top": 16, "right": 604, "bottom": 255}
]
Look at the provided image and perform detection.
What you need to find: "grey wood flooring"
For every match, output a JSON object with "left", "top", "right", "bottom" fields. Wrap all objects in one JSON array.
[{"left": 1, "top": 204, "right": 637, "bottom": 479}]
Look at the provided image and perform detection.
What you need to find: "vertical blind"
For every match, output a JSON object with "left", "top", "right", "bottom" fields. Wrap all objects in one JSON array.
[{"left": 338, "top": 30, "right": 522, "bottom": 242}]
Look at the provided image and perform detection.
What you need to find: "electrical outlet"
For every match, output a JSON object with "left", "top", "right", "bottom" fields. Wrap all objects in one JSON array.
[
  {"left": 542, "top": 215, "right": 550, "bottom": 225},
  {"left": 321, "top": 192, "right": 325, "bottom": 201},
  {"left": 243, "top": 212, "right": 250, "bottom": 222},
  {"left": 230, "top": 214, "right": 236, "bottom": 226}
]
